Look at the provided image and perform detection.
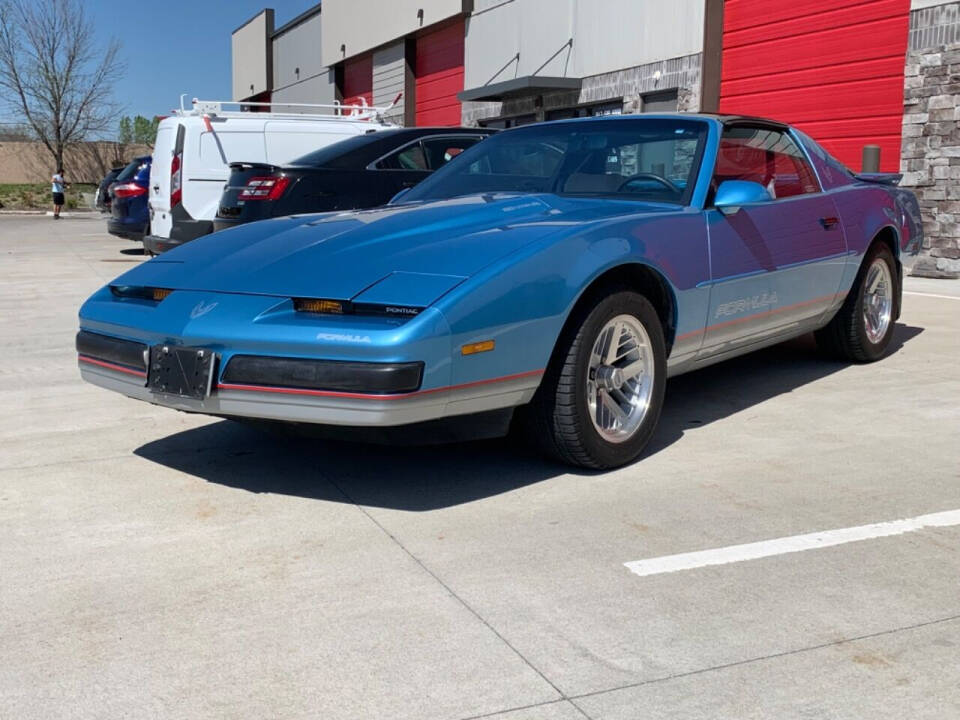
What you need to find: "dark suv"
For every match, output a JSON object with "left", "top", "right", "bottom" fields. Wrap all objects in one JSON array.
[{"left": 107, "top": 156, "right": 151, "bottom": 241}]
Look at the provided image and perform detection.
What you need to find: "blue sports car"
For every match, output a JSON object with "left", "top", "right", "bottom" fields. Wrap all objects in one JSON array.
[{"left": 77, "top": 114, "right": 922, "bottom": 468}]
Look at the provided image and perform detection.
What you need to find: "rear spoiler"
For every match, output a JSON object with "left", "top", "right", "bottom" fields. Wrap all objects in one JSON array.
[
  {"left": 854, "top": 172, "right": 902, "bottom": 186},
  {"left": 228, "top": 161, "right": 280, "bottom": 172}
]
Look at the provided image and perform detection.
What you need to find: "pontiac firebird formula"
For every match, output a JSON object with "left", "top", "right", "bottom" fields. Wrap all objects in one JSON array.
[{"left": 77, "top": 115, "right": 922, "bottom": 468}]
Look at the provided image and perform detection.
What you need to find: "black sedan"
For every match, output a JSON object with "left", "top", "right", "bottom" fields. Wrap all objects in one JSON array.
[{"left": 213, "top": 127, "right": 494, "bottom": 231}]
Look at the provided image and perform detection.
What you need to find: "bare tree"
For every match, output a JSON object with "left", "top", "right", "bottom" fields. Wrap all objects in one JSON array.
[{"left": 0, "top": 0, "right": 123, "bottom": 171}]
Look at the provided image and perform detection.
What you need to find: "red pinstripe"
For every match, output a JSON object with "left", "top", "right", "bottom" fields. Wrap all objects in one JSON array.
[
  {"left": 78, "top": 355, "right": 146, "bottom": 378},
  {"left": 217, "top": 369, "right": 544, "bottom": 401}
]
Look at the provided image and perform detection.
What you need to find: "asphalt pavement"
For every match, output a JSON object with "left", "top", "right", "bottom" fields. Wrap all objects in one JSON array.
[{"left": 2, "top": 216, "right": 959, "bottom": 719}]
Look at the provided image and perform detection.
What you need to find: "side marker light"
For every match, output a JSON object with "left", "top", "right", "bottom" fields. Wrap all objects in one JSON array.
[{"left": 462, "top": 340, "right": 495, "bottom": 355}]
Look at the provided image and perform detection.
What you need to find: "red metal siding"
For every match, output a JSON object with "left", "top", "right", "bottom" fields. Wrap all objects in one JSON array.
[
  {"left": 719, "top": 0, "right": 910, "bottom": 172},
  {"left": 343, "top": 54, "right": 373, "bottom": 109},
  {"left": 415, "top": 20, "right": 465, "bottom": 126}
]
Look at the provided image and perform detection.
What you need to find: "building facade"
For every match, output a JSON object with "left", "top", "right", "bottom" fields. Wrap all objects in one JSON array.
[
  {"left": 231, "top": 5, "right": 336, "bottom": 112},
  {"left": 231, "top": 0, "right": 960, "bottom": 276}
]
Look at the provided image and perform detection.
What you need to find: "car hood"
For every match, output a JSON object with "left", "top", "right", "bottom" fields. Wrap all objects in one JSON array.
[{"left": 114, "top": 193, "right": 676, "bottom": 302}]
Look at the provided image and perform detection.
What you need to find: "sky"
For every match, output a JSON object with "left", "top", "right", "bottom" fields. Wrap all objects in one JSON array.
[{"left": 86, "top": 1, "right": 318, "bottom": 125}]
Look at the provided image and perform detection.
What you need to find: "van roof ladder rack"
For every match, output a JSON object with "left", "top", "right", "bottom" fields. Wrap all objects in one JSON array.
[{"left": 175, "top": 94, "right": 401, "bottom": 125}]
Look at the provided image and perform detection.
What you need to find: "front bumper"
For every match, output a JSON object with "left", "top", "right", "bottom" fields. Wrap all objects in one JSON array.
[
  {"left": 75, "top": 285, "right": 542, "bottom": 428},
  {"left": 78, "top": 348, "right": 540, "bottom": 427}
]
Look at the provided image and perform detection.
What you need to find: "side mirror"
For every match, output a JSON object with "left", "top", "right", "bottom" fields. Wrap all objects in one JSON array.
[
  {"left": 388, "top": 187, "right": 411, "bottom": 205},
  {"left": 714, "top": 180, "right": 772, "bottom": 216}
]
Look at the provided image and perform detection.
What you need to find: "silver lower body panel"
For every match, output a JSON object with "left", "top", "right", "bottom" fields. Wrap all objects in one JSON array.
[{"left": 79, "top": 362, "right": 541, "bottom": 427}]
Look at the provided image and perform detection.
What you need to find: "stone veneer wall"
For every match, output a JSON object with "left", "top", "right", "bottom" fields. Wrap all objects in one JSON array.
[
  {"left": 901, "top": 2, "right": 960, "bottom": 277},
  {"left": 462, "top": 52, "right": 702, "bottom": 126}
]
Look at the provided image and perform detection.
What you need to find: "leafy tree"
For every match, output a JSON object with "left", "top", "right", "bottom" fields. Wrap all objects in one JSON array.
[
  {"left": 118, "top": 116, "right": 133, "bottom": 145},
  {"left": 132, "top": 115, "right": 158, "bottom": 145},
  {"left": 118, "top": 115, "right": 159, "bottom": 145},
  {"left": 0, "top": 0, "right": 123, "bottom": 170}
]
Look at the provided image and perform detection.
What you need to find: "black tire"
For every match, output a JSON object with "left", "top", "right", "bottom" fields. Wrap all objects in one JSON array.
[
  {"left": 523, "top": 289, "right": 667, "bottom": 469},
  {"left": 815, "top": 243, "right": 898, "bottom": 362}
]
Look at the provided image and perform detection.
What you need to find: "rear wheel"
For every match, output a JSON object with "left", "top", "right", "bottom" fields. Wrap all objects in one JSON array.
[
  {"left": 525, "top": 290, "right": 666, "bottom": 469},
  {"left": 816, "top": 244, "right": 898, "bottom": 362}
]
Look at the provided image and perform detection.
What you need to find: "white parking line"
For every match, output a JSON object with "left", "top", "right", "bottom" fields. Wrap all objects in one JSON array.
[
  {"left": 904, "top": 291, "right": 960, "bottom": 301},
  {"left": 624, "top": 509, "right": 960, "bottom": 578}
]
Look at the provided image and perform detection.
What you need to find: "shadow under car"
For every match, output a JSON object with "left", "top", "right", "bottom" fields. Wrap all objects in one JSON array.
[{"left": 134, "top": 324, "right": 924, "bottom": 511}]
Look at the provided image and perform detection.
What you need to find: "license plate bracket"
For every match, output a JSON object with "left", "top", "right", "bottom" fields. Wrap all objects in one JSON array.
[{"left": 148, "top": 345, "right": 217, "bottom": 399}]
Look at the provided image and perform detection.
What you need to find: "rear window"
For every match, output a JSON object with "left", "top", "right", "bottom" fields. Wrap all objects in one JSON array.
[
  {"left": 115, "top": 158, "right": 149, "bottom": 182},
  {"left": 289, "top": 132, "right": 391, "bottom": 168}
]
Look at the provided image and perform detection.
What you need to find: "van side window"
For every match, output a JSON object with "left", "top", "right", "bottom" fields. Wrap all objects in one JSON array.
[{"left": 714, "top": 127, "right": 820, "bottom": 200}]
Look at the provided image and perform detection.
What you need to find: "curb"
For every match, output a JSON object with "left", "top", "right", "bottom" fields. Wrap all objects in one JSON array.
[{"left": 0, "top": 210, "right": 102, "bottom": 217}]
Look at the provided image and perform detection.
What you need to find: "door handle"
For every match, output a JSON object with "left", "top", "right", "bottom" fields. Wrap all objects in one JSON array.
[{"left": 819, "top": 216, "right": 839, "bottom": 229}]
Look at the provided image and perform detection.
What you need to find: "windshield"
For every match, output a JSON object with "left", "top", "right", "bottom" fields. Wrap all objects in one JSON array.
[{"left": 404, "top": 117, "right": 708, "bottom": 205}]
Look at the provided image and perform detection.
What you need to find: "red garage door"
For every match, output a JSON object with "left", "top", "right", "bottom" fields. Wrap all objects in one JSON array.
[
  {"left": 718, "top": 0, "right": 909, "bottom": 172},
  {"left": 343, "top": 54, "right": 373, "bottom": 111},
  {"left": 416, "top": 20, "right": 465, "bottom": 126}
]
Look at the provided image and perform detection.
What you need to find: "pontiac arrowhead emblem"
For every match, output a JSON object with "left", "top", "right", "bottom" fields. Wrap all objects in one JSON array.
[{"left": 190, "top": 300, "right": 218, "bottom": 319}]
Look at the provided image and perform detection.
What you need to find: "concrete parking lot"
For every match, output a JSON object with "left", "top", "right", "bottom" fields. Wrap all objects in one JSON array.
[{"left": 2, "top": 216, "right": 959, "bottom": 719}]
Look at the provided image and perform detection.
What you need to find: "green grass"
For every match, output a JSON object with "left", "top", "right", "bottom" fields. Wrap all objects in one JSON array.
[{"left": 0, "top": 183, "right": 98, "bottom": 210}]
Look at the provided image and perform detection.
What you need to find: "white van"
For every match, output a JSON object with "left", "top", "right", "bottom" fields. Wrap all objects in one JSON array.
[{"left": 144, "top": 97, "right": 397, "bottom": 254}]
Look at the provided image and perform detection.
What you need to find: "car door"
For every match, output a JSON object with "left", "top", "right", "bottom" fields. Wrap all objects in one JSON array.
[{"left": 701, "top": 125, "right": 847, "bottom": 354}]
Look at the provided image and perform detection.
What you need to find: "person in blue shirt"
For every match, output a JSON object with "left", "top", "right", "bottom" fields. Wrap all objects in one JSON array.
[{"left": 51, "top": 168, "right": 68, "bottom": 219}]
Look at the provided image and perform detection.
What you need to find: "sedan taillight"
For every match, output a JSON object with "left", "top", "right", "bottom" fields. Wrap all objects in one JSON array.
[
  {"left": 113, "top": 183, "right": 147, "bottom": 198},
  {"left": 238, "top": 176, "right": 290, "bottom": 201}
]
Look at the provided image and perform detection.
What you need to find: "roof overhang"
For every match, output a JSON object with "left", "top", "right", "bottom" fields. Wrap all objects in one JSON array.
[{"left": 458, "top": 76, "right": 582, "bottom": 102}]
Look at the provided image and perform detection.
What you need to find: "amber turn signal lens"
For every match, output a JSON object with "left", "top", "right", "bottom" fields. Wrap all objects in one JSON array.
[
  {"left": 152, "top": 288, "right": 172, "bottom": 301},
  {"left": 461, "top": 339, "right": 495, "bottom": 355},
  {"left": 295, "top": 298, "right": 344, "bottom": 314}
]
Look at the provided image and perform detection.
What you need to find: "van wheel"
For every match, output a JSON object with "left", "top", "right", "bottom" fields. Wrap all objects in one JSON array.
[
  {"left": 525, "top": 290, "right": 666, "bottom": 469},
  {"left": 816, "top": 244, "right": 897, "bottom": 362}
]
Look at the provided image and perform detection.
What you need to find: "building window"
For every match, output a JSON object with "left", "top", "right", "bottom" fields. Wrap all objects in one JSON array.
[
  {"left": 479, "top": 114, "right": 537, "bottom": 129},
  {"left": 545, "top": 100, "right": 623, "bottom": 122}
]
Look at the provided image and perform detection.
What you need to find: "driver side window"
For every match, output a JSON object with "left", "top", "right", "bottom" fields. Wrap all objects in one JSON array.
[{"left": 714, "top": 127, "right": 820, "bottom": 200}]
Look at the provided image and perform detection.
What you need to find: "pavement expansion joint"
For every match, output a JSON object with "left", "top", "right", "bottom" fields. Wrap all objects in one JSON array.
[
  {"left": 319, "top": 472, "right": 588, "bottom": 716},
  {"left": 566, "top": 612, "right": 960, "bottom": 704}
]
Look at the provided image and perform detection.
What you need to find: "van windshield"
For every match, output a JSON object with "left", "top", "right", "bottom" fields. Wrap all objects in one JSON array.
[{"left": 403, "top": 118, "right": 708, "bottom": 206}]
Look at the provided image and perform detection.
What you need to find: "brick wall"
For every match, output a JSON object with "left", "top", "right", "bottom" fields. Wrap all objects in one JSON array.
[
  {"left": 0, "top": 142, "right": 151, "bottom": 184},
  {"left": 901, "top": 2, "right": 960, "bottom": 277}
]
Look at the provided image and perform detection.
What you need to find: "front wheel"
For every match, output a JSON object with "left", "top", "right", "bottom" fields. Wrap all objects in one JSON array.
[
  {"left": 525, "top": 290, "right": 667, "bottom": 469},
  {"left": 816, "top": 244, "right": 898, "bottom": 362}
]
